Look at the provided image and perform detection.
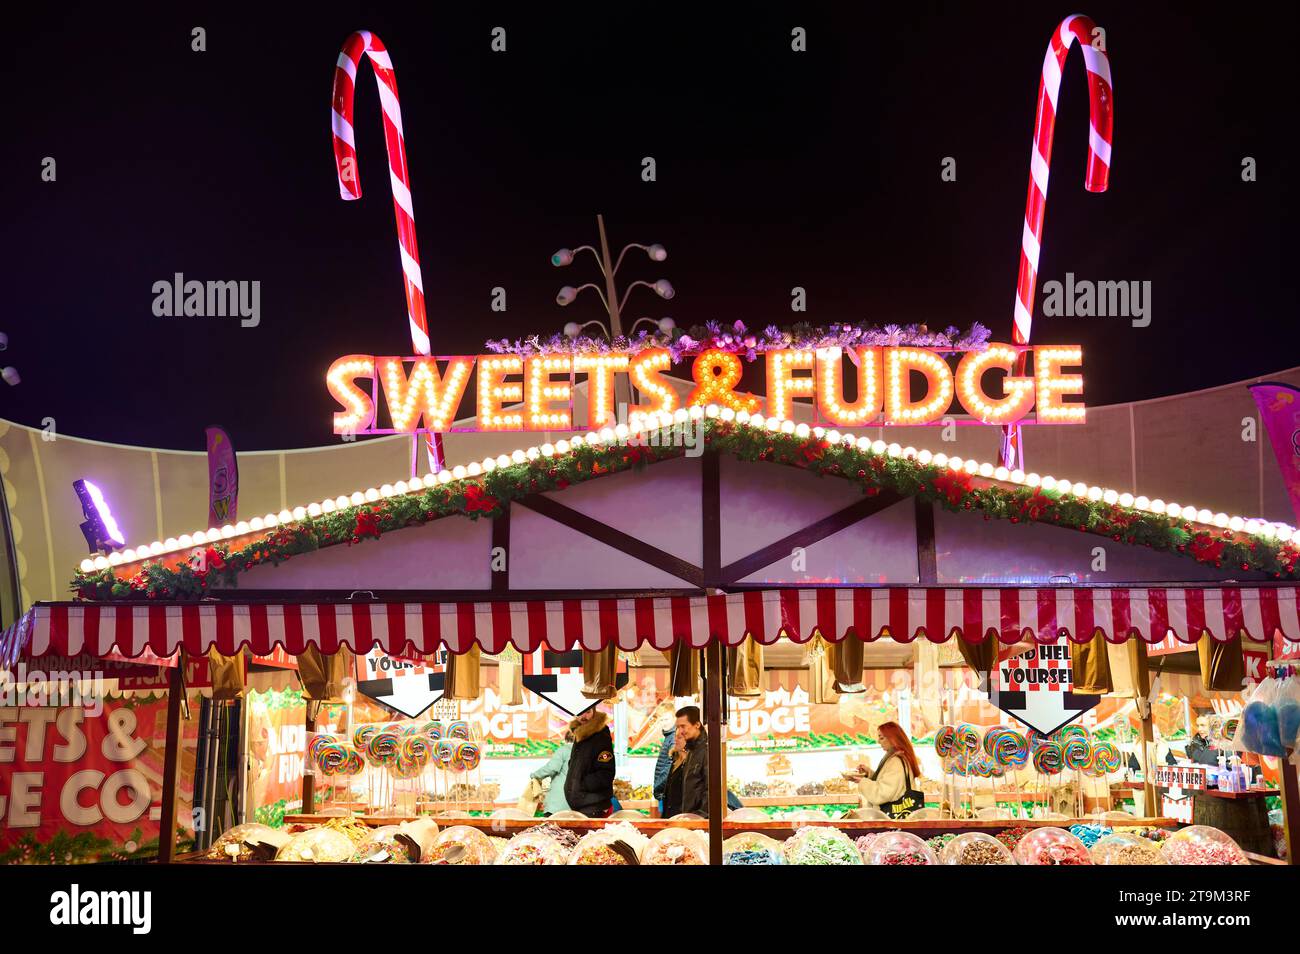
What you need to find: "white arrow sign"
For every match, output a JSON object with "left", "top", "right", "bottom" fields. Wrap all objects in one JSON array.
[
  {"left": 521, "top": 647, "right": 628, "bottom": 717},
  {"left": 987, "top": 643, "right": 1099, "bottom": 737},
  {"left": 355, "top": 647, "right": 446, "bottom": 719}
]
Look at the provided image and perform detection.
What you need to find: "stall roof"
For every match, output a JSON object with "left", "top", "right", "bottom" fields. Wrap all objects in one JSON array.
[{"left": 4, "top": 584, "right": 1297, "bottom": 664}]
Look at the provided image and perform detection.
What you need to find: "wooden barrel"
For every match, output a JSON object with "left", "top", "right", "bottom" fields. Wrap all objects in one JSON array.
[{"left": 1192, "top": 794, "right": 1274, "bottom": 856}]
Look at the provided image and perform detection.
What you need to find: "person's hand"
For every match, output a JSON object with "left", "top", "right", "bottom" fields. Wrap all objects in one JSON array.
[
  {"left": 857, "top": 764, "right": 870, "bottom": 776},
  {"left": 673, "top": 733, "right": 686, "bottom": 753}
]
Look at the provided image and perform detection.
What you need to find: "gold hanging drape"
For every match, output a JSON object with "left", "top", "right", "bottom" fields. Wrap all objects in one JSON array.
[
  {"left": 206, "top": 647, "right": 247, "bottom": 701},
  {"left": 957, "top": 633, "right": 997, "bottom": 679},
  {"left": 804, "top": 634, "right": 838, "bottom": 704},
  {"left": 496, "top": 649, "right": 524, "bottom": 706},
  {"left": 668, "top": 645, "right": 700, "bottom": 697},
  {"left": 1199, "top": 632, "right": 1245, "bottom": 691},
  {"left": 1070, "top": 630, "right": 1114, "bottom": 694},
  {"left": 582, "top": 646, "right": 619, "bottom": 700},
  {"left": 445, "top": 645, "right": 482, "bottom": 700},
  {"left": 829, "top": 634, "right": 865, "bottom": 693},
  {"left": 296, "top": 645, "right": 352, "bottom": 701},
  {"left": 727, "top": 637, "right": 765, "bottom": 697}
]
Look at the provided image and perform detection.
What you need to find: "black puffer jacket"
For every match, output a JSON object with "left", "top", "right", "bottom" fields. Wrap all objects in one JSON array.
[{"left": 563, "top": 712, "right": 616, "bottom": 817}]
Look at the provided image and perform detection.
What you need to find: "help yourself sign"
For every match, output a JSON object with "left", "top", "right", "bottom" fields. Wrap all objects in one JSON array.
[{"left": 988, "top": 643, "right": 1099, "bottom": 736}]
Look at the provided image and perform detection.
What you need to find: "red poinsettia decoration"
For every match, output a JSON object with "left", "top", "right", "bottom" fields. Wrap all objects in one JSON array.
[
  {"left": 1018, "top": 492, "right": 1054, "bottom": 520},
  {"left": 464, "top": 485, "right": 500, "bottom": 515},
  {"left": 1189, "top": 534, "right": 1225, "bottom": 565},
  {"left": 932, "top": 471, "right": 972, "bottom": 506},
  {"left": 351, "top": 508, "right": 382, "bottom": 544},
  {"left": 799, "top": 440, "right": 824, "bottom": 465}
]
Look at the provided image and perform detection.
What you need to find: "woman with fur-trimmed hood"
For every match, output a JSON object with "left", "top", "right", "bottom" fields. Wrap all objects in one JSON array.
[{"left": 563, "top": 708, "right": 616, "bottom": 817}]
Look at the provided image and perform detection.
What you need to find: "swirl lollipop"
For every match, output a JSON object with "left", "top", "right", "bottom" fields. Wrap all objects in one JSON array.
[
  {"left": 446, "top": 720, "right": 471, "bottom": 741},
  {"left": 934, "top": 725, "right": 956, "bottom": 757},
  {"left": 955, "top": 723, "right": 981, "bottom": 756},
  {"left": 401, "top": 734, "right": 431, "bottom": 767},
  {"left": 432, "top": 739, "right": 456, "bottom": 770},
  {"left": 352, "top": 724, "right": 379, "bottom": 751},
  {"left": 452, "top": 740, "right": 481, "bottom": 772},
  {"left": 1063, "top": 737, "right": 1093, "bottom": 772},
  {"left": 342, "top": 747, "right": 365, "bottom": 776},
  {"left": 985, "top": 727, "right": 1029, "bottom": 768},
  {"left": 1055, "top": 724, "right": 1090, "bottom": 747},
  {"left": 364, "top": 728, "right": 401, "bottom": 768},
  {"left": 1032, "top": 740, "right": 1064, "bottom": 776},
  {"left": 309, "top": 735, "right": 347, "bottom": 776},
  {"left": 1090, "top": 741, "right": 1121, "bottom": 775},
  {"left": 423, "top": 720, "right": 443, "bottom": 740},
  {"left": 1028, "top": 729, "right": 1052, "bottom": 752}
]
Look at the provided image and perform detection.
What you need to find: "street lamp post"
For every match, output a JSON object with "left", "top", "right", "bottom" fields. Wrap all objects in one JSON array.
[{"left": 552, "top": 215, "right": 674, "bottom": 413}]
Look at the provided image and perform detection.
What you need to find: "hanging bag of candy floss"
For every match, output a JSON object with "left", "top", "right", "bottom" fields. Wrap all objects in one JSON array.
[
  {"left": 1270, "top": 664, "right": 1300, "bottom": 754},
  {"left": 1235, "top": 675, "right": 1285, "bottom": 758}
]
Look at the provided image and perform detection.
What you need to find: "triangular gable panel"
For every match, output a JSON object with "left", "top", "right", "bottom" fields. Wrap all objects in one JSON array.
[
  {"left": 538, "top": 455, "right": 703, "bottom": 566},
  {"left": 509, "top": 504, "right": 698, "bottom": 590},
  {"left": 934, "top": 507, "right": 1269, "bottom": 584},
  {"left": 719, "top": 455, "right": 867, "bottom": 565},
  {"left": 738, "top": 497, "right": 920, "bottom": 585},
  {"left": 237, "top": 514, "right": 492, "bottom": 590}
]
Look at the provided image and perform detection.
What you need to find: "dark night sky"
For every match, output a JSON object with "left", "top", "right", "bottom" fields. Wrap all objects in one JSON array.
[{"left": 2, "top": 2, "right": 1294, "bottom": 451}]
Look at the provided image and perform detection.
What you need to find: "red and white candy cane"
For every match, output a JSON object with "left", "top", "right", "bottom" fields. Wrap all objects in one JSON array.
[
  {"left": 331, "top": 30, "right": 444, "bottom": 472},
  {"left": 999, "top": 14, "right": 1113, "bottom": 471}
]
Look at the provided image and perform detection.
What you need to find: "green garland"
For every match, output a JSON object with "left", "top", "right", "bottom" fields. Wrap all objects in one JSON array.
[{"left": 71, "top": 419, "right": 1300, "bottom": 601}]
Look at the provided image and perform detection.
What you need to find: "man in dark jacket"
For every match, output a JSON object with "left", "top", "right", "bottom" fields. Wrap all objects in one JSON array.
[
  {"left": 563, "top": 708, "right": 616, "bottom": 817},
  {"left": 663, "top": 706, "right": 709, "bottom": 818}
]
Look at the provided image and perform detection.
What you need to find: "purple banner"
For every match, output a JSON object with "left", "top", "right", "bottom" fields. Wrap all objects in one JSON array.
[
  {"left": 1249, "top": 383, "right": 1300, "bottom": 525},
  {"left": 205, "top": 425, "right": 239, "bottom": 527}
]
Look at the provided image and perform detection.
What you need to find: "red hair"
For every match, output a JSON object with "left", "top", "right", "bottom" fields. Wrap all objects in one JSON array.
[{"left": 877, "top": 722, "right": 921, "bottom": 779}]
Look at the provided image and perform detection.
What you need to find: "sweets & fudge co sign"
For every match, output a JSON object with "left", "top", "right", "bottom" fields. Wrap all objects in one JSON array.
[
  {"left": 988, "top": 643, "right": 1098, "bottom": 736},
  {"left": 326, "top": 343, "right": 1087, "bottom": 436}
]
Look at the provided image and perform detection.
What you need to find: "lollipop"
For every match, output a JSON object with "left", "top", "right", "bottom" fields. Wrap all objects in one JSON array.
[
  {"left": 1090, "top": 741, "right": 1121, "bottom": 775},
  {"left": 985, "top": 727, "right": 1029, "bottom": 768},
  {"left": 1032, "top": 739, "right": 1064, "bottom": 775},
  {"left": 954, "top": 723, "right": 981, "bottom": 756},
  {"left": 446, "top": 720, "right": 471, "bottom": 741},
  {"left": 401, "top": 735, "right": 431, "bottom": 768},
  {"left": 1027, "top": 728, "right": 1053, "bottom": 751},
  {"left": 453, "top": 740, "right": 481, "bottom": 772},
  {"left": 364, "top": 728, "right": 402, "bottom": 768},
  {"left": 1055, "top": 724, "right": 1090, "bottom": 747},
  {"left": 423, "top": 720, "right": 443, "bottom": 740},
  {"left": 1062, "top": 737, "right": 1093, "bottom": 771},
  {"left": 352, "top": 724, "right": 379, "bottom": 751},
  {"left": 934, "top": 725, "right": 956, "bottom": 757},
  {"left": 432, "top": 739, "right": 456, "bottom": 770},
  {"left": 309, "top": 735, "right": 348, "bottom": 775},
  {"left": 944, "top": 753, "right": 969, "bottom": 776},
  {"left": 342, "top": 747, "right": 365, "bottom": 776}
]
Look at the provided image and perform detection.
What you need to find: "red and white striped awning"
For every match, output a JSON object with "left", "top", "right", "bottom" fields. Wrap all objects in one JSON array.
[{"left": 3, "top": 586, "right": 1298, "bottom": 665}]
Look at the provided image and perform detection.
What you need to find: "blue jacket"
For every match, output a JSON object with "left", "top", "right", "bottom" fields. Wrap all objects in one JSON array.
[
  {"left": 653, "top": 729, "right": 676, "bottom": 800},
  {"left": 530, "top": 743, "right": 573, "bottom": 815}
]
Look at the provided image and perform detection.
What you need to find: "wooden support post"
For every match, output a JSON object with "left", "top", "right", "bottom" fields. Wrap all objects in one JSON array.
[
  {"left": 1133, "top": 641, "right": 1158, "bottom": 818},
  {"left": 302, "top": 708, "right": 317, "bottom": 817},
  {"left": 704, "top": 640, "right": 725, "bottom": 865},
  {"left": 157, "top": 664, "right": 186, "bottom": 863},
  {"left": 1280, "top": 752, "right": 1300, "bottom": 865}
]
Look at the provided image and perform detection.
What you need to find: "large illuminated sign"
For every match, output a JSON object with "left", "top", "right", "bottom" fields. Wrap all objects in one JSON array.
[{"left": 327, "top": 344, "right": 1085, "bottom": 435}]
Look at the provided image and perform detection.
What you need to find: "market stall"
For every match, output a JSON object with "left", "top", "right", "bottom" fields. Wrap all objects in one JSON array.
[{"left": 6, "top": 402, "right": 1300, "bottom": 865}]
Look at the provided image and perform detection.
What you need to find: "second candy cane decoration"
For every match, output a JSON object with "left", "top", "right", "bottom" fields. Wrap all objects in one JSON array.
[
  {"left": 331, "top": 30, "right": 445, "bottom": 471},
  {"left": 999, "top": 14, "right": 1114, "bottom": 472}
]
